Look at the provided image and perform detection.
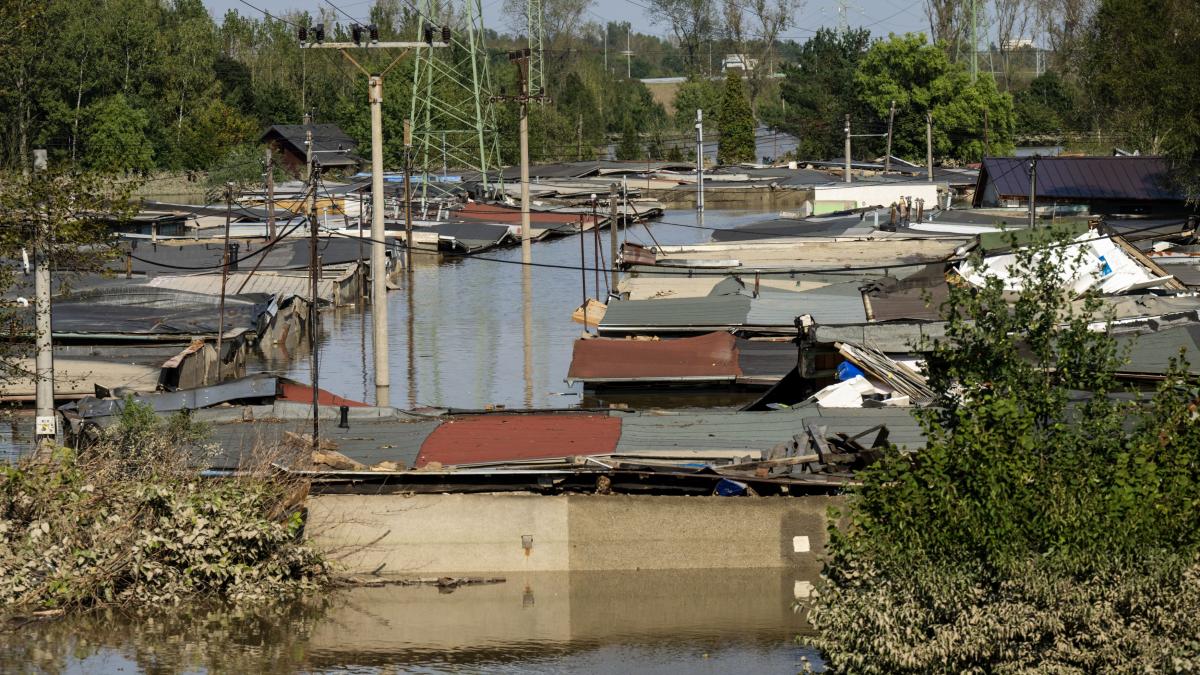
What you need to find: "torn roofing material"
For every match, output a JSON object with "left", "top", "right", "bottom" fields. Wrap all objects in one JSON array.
[
  {"left": 34, "top": 287, "right": 274, "bottom": 340},
  {"left": 1114, "top": 325, "right": 1200, "bottom": 377},
  {"left": 566, "top": 332, "right": 796, "bottom": 386},
  {"left": 416, "top": 414, "right": 622, "bottom": 466}
]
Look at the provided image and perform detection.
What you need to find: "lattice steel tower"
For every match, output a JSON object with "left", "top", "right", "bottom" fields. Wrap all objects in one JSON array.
[
  {"left": 526, "top": 0, "right": 545, "bottom": 100},
  {"left": 409, "top": 0, "right": 502, "bottom": 192}
]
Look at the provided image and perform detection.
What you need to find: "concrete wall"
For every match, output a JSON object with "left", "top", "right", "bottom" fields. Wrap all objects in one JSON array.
[
  {"left": 812, "top": 182, "right": 940, "bottom": 210},
  {"left": 306, "top": 492, "right": 843, "bottom": 575}
]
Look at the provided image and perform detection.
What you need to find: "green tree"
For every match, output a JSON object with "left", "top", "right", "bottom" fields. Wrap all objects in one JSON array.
[
  {"left": 1084, "top": 0, "right": 1200, "bottom": 195},
  {"left": 672, "top": 76, "right": 721, "bottom": 131},
  {"left": 615, "top": 118, "right": 642, "bottom": 160},
  {"left": 773, "top": 28, "right": 871, "bottom": 160},
  {"left": 854, "top": 33, "right": 1015, "bottom": 162},
  {"left": 82, "top": 95, "right": 155, "bottom": 174},
  {"left": 183, "top": 96, "right": 260, "bottom": 171},
  {"left": 1013, "top": 71, "right": 1078, "bottom": 138},
  {"left": 717, "top": 70, "right": 754, "bottom": 164}
]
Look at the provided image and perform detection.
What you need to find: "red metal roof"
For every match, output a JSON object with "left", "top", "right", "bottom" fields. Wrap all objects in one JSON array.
[{"left": 416, "top": 414, "right": 622, "bottom": 467}]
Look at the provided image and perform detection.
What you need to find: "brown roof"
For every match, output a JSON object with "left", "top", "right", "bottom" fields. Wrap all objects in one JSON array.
[{"left": 567, "top": 332, "right": 741, "bottom": 383}]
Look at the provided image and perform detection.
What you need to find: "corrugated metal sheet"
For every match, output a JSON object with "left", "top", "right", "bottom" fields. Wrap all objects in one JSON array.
[
  {"left": 207, "top": 417, "right": 439, "bottom": 470},
  {"left": 734, "top": 339, "right": 799, "bottom": 378},
  {"left": 614, "top": 406, "right": 925, "bottom": 454},
  {"left": 976, "top": 156, "right": 1181, "bottom": 203},
  {"left": 813, "top": 322, "right": 948, "bottom": 352},
  {"left": 745, "top": 282, "right": 867, "bottom": 328},
  {"left": 416, "top": 414, "right": 622, "bottom": 466},
  {"left": 598, "top": 295, "right": 752, "bottom": 335},
  {"left": 1116, "top": 326, "right": 1200, "bottom": 376},
  {"left": 148, "top": 267, "right": 350, "bottom": 302}
]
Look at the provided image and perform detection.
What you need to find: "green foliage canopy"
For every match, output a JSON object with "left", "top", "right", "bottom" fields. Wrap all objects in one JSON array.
[{"left": 717, "top": 71, "right": 754, "bottom": 165}]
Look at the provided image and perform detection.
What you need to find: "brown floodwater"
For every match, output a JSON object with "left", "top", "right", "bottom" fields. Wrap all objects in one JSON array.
[{"left": 0, "top": 568, "right": 825, "bottom": 673}]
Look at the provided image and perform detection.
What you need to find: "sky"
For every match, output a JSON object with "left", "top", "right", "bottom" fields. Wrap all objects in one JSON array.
[{"left": 203, "top": 0, "right": 932, "bottom": 43}]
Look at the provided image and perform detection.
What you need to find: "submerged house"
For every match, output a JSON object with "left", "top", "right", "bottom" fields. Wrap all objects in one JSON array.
[
  {"left": 260, "top": 123, "right": 361, "bottom": 177},
  {"left": 972, "top": 155, "right": 1191, "bottom": 216}
]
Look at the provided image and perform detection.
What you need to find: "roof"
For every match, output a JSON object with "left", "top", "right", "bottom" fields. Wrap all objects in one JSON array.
[
  {"left": 599, "top": 294, "right": 753, "bottom": 335},
  {"left": 566, "top": 332, "right": 796, "bottom": 385},
  {"left": 34, "top": 287, "right": 273, "bottom": 340},
  {"left": 1116, "top": 325, "right": 1200, "bottom": 377},
  {"left": 260, "top": 124, "right": 360, "bottom": 167},
  {"left": 416, "top": 414, "right": 622, "bottom": 466},
  {"left": 973, "top": 156, "right": 1183, "bottom": 205},
  {"left": 614, "top": 405, "right": 926, "bottom": 453}
]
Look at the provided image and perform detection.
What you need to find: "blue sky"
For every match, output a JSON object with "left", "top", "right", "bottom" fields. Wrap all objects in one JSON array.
[{"left": 204, "top": 0, "right": 932, "bottom": 43}]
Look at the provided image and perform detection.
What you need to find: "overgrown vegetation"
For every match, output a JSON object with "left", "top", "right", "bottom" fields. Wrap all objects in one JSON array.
[
  {"left": 808, "top": 228, "right": 1200, "bottom": 671},
  {"left": 0, "top": 402, "right": 327, "bottom": 615}
]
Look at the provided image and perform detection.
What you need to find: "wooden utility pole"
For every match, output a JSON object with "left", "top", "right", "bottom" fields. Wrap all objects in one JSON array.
[
  {"left": 1029, "top": 157, "right": 1038, "bottom": 228},
  {"left": 302, "top": 27, "right": 447, "bottom": 409},
  {"left": 609, "top": 183, "right": 619, "bottom": 293},
  {"left": 32, "top": 150, "right": 55, "bottom": 446},
  {"left": 926, "top": 113, "right": 934, "bottom": 182},
  {"left": 983, "top": 107, "right": 991, "bottom": 158},
  {"left": 404, "top": 119, "right": 413, "bottom": 269},
  {"left": 844, "top": 114, "right": 852, "bottom": 183},
  {"left": 695, "top": 109, "right": 705, "bottom": 210},
  {"left": 216, "top": 182, "right": 233, "bottom": 381},
  {"left": 884, "top": 100, "right": 896, "bottom": 173},
  {"left": 308, "top": 152, "right": 321, "bottom": 449},
  {"left": 265, "top": 147, "right": 276, "bottom": 239}
]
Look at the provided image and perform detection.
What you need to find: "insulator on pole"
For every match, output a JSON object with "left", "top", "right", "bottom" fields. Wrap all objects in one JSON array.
[
  {"left": 369, "top": 24, "right": 379, "bottom": 42},
  {"left": 314, "top": 23, "right": 325, "bottom": 42},
  {"left": 298, "top": 25, "right": 308, "bottom": 43},
  {"left": 441, "top": 26, "right": 451, "bottom": 43},
  {"left": 351, "top": 23, "right": 362, "bottom": 45}
]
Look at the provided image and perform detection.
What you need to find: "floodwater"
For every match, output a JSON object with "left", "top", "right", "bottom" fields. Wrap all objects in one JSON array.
[
  {"left": 1, "top": 209, "right": 829, "bottom": 672},
  {"left": 0, "top": 568, "right": 824, "bottom": 673},
  {"left": 260, "top": 209, "right": 772, "bottom": 410}
]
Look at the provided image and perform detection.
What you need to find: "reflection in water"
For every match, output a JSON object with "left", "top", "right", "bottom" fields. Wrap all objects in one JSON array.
[
  {"left": 267, "top": 210, "right": 770, "bottom": 410},
  {"left": 0, "top": 568, "right": 823, "bottom": 673}
]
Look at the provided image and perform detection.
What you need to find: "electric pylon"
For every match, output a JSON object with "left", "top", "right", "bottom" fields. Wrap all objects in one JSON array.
[
  {"left": 409, "top": 0, "right": 503, "bottom": 193},
  {"left": 527, "top": 0, "right": 545, "bottom": 101}
]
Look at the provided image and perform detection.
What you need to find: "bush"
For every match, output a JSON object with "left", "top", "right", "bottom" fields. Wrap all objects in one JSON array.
[
  {"left": 811, "top": 228, "right": 1200, "bottom": 670},
  {"left": 0, "top": 402, "right": 327, "bottom": 614}
]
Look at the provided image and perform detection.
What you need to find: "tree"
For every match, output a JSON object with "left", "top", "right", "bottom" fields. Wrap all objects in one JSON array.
[
  {"left": 854, "top": 33, "right": 1015, "bottom": 162},
  {"left": 615, "top": 118, "right": 642, "bottom": 160},
  {"left": 183, "top": 96, "right": 259, "bottom": 172},
  {"left": 1013, "top": 72, "right": 1077, "bottom": 137},
  {"left": 721, "top": 0, "right": 801, "bottom": 109},
  {"left": 1084, "top": 0, "right": 1200, "bottom": 194},
  {"left": 717, "top": 70, "right": 755, "bottom": 164},
  {"left": 82, "top": 95, "right": 155, "bottom": 174},
  {"left": 672, "top": 76, "right": 721, "bottom": 131},
  {"left": 774, "top": 28, "right": 871, "bottom": 160},
  {"left": 648, "top": 0, "right": 719, "bottom": 74}
]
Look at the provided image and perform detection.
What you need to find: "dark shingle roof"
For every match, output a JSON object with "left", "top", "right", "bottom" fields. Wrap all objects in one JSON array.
[
  {"left": 975, "top": 156, "right": 1182, "bottom": 204},
  {"left": 261, "top": 124, "right": 360, "bottom": 167}
]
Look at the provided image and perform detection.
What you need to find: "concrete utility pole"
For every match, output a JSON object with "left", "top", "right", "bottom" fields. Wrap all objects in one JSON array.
[
  {"left": 884, "top": 100, "right": 896, "bottom": 173},
  {"left": 926, "top": 113, "right": 934, "bottom": 182},
  {"left": 32, "top": 150, "right": 54, "bottom": 446},
  {"left": 844, "top": 114, "right": 853, "bottom": 183},
  {"left": 265, "top": 147, "right": 277, "bottom": 239},
  {"left": 307, "top": 144, "right": 321, "bottom": 448},
  {"left": 695, "top": 109, "right": 705, "bottom": 211},
  {"left": 495, "top": 49, "right": 548, "bottom": 265},
  {"left": 1028, "top": 157, "right": 1038, "bottom": 228},
  {"left": 301, "top": 25, "right": 446, "bottom": 408},
  {"left": 609, "top": 183, "right": 619, "bottom": 292}
]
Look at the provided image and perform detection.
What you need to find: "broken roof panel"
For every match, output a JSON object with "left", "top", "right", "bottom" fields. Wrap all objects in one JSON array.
[{"left": 745, "top": 283, "right": 868, "bottom": 328}]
